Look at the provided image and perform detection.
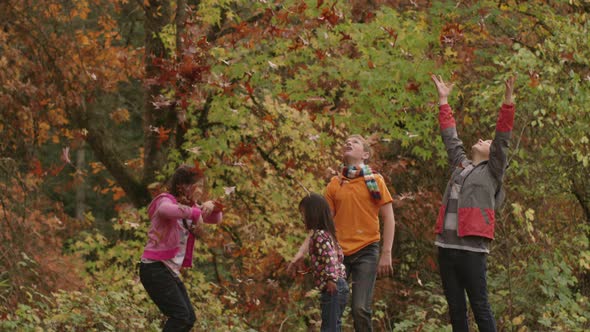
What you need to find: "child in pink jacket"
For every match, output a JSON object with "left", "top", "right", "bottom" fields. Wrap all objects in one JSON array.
[{"left": 139, "top": 165, "right": 222, "bottom": 332}]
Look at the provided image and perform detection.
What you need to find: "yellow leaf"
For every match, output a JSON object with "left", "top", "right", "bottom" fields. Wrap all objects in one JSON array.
[
  {"left": 444, "top": 47, "right": 457, "bottom": 58},
  {"left": 525, "top": 208, "right": 535, "bottom": 221},
  {"left": 79, "top": 35, "right": 90, "bottom": 46},
  {"left": 463, "top": 114, "right": 473, "bottom": 126},
  {"left": 512, "top": 314, "right": 525, "bottom": 325},
  {"left": 110, "top": 108, "right": 130, "bottom": 124}
]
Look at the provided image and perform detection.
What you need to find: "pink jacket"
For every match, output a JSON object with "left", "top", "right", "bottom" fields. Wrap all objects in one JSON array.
[{"left": 141, "top": 193, "right": 222, "bottom": 267}]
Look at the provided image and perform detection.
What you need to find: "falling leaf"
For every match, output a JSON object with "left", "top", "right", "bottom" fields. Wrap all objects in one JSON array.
[
  {"left": 224, "top": 186, "right": 236, "bottom": 196},
  {"left": 186, "top": 146, "right": 202, "bottom": 155},
  {"left": 61, "top": 147, "right": 71, "bottom": 164}
]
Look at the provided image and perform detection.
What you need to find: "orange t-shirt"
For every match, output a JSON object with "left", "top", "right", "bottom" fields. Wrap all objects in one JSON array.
[{"left": 324, "top": 174, "right": 393, "bottom": 256}]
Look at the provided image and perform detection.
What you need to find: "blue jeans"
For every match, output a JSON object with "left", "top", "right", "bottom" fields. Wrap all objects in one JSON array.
[
  {"left": 438, "top": 247, "right": 497, "bottom": 332},
  {"left": 139, "top": 262, "right": 196, "bottom": 332},
  {"left": 320, "top": 278, "right": 349, "bottom": 332},
  {"left": 343, "top": 242, "right": 379, "bottom": 332}
]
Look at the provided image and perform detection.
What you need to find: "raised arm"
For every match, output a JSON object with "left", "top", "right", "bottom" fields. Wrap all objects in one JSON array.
[
  {"left": 489, "top": 76, "right": 516, "bottom": 181},
  {"left": 431, "top": 75, "right": 467, "bottom": 168},
  {"left": 155, "top": 198, "right": 201, "bottom": 222},
  {"left": 287, "top": 233, "right": 311, "bottom": 274}
]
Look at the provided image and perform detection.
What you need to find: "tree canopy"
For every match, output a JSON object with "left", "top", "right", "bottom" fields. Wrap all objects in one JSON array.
[{"left": 1, "top": 0, "right": 589, "bottom": 331}]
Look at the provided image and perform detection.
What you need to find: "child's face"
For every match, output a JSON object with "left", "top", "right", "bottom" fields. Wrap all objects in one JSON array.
[
  {"left": 179, "top": 179, "right": 205, "bottom": 203},
  {"left": 471, "top": 139, "right": 492, "bottom": 159},
  {"left": 342, "top": 136, "right": 369, "bottom": 164},
  {"left": 190, "top": 179, "right": 205, "bottom": 201}
]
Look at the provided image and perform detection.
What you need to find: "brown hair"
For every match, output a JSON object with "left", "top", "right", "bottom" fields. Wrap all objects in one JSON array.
[
  {"left": 299, "top": 193, "right": 337, "bottom": 239},
  {"left": 168, "top": 165, "right": 205, "bottom": 198}
]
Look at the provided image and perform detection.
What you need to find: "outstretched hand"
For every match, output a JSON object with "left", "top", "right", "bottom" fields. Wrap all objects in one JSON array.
[
  {"left": 431, "top": 74, "right": 454, "bottom": 105},
  {"left": 504, "top": 75, "right": 516, "bottom": 105},
  {"left": 286, "top": 254, "right": 305, "bottom": 276}
]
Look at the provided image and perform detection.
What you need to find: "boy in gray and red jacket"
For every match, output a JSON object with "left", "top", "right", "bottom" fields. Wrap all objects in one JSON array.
[{"left": 431, "top": 74, "right": 516, "bottom": 332}]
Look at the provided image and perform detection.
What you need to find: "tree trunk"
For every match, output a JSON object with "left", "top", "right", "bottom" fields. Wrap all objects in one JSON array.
[
  {"left": 75, "top": 146, "right": 86, "bottom": 220},
  {"left": 142, "top": 0, "right": 177, "bottom": 186}
]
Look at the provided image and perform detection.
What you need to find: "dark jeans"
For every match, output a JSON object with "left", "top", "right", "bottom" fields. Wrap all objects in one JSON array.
[
  {"left": 343, "top": 242, "right": 379, "bottom": 332},
  {"left": 438, "top": 247, "right": 497, "bottom": 332},
  {"left": 320, "top": 278, "right": 349, "bottom": 332},
  {"left": 139, "top": 262, "right": 196, "bottom": 332}
]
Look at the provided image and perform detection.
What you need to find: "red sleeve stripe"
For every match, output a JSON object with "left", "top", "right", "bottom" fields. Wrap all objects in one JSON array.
[
  {"left": 439, "top": 104, "right": 456, "bottom": 130},
  {"left": 496, "top": 104, "right": 515, "bottom": 132}
]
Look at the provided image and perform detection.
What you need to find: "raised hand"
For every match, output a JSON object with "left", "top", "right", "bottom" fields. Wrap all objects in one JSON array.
[
  {"left": 431, "top": 74, "right": 455, "bottom": 105},
  {"left": 504, "top": 75, "right": 516, "bottom": 105},
  {"left": 200, "top": 200, "right": 215, "bottom": 218}
]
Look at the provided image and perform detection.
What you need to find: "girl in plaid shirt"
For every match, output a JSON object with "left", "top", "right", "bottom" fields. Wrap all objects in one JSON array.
[{"left": 299, "top": 193, "right": 349, "bottom": 332}]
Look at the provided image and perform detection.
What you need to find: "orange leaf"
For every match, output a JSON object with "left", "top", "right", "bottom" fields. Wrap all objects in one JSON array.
[
  {"left": 262, "top": 114, "right": 275, "bottom": 125},
  {"left": 157, "top": 127, "right": 171, "bottom": 145}
]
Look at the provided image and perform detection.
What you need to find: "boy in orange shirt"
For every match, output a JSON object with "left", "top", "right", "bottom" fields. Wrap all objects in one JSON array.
[{"left": 290, "top": 135, "right": 396, "bottom": 332}]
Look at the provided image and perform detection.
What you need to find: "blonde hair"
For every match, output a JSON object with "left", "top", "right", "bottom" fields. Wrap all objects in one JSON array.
[{"left": 347, "top": 134, "right": 372, "bottom": 162}]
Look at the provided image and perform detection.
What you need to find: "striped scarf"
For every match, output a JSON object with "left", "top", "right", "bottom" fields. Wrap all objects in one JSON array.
[{"left": 341, "top": 164, "right": 381, "bottom": 201}]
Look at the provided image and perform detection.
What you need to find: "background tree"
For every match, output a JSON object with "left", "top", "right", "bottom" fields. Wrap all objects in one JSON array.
[{"left": 1, "top": 0, "right": 589, "bottom": 331}]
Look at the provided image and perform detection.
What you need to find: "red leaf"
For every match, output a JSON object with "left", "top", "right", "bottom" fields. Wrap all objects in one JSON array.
[
  {"left": 284, "top": 158, "right": 296, "bottom": 170},
  {"left": 339, "top": 32, "right": 351, "bottom": 41},
  {"left": 315, "top": 50, "right": 326, "bottom": 60},
  {"left": 561, "top": 51, "right": 574, "bottom": 61},
  {"left": 48, "top": 164, "right": 65, "bottom": 176},
  {"left": 245, "top": 82, "right": 254, "bottom": 95},
  {"left": 278, "top": 92, "right": 290, "bottom": 101},
  {"left": 31, "top": 159, "right": 44, "bottom": 177},
  {"left": 320, "top": 6, "right": 340, "bottom": 26},
  {"left": 233, "top": 142, "right": 255, "bottom": 159},
  {"left": 405, "top": 81, "right": 421, "bottom": 93},
  {"left": 439, "top": 23, "right": 464, "bottom": 46}
]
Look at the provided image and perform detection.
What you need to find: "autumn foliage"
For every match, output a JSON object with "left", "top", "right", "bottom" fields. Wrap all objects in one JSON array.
[{"left": 1, "top": 0, "right": 590, "bottom": 331}]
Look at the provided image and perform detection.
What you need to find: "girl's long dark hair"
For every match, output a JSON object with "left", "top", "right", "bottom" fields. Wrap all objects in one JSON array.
[{"left": 299, "top": 193, "right": 337, "bottom": 239}]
